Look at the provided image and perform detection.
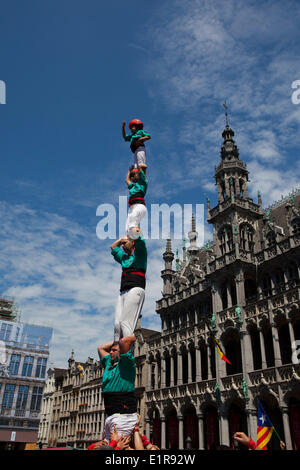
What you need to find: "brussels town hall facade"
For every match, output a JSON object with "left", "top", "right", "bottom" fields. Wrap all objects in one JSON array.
[{"left": 143, "top": 123, "right": 300, "bottom": 450}]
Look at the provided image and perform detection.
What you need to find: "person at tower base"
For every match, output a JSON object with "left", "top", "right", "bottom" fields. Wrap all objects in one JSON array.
[
  {"left": 98, "top": 334, "right": 138, "bottom": 442},
  {"left": 125, "top": 164, "right": 148, "bottom": 240},
  {"left": 110, "top": 228, "right": 147, "bottom": 344},
  {"left": 122, "top": 119, "right": 151, "bottom": 167}
]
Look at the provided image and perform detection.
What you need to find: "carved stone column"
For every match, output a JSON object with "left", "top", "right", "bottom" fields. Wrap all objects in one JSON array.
[
  {"left": 271, "top": 322, "right": 282, "bottom": 367},
  {"left": 288, "top": 321, "right": 296, "bottom": 350},
  {"left": 197, "top": 412, "right": 205, "bottom": 450},
  {"left": 161, "top": 417, "right": 166, "bottom": 450},
  {"left": 178, "top": 415, "right": 184, "bottom": 449},
  {"left": 281, "top": 406, "right": 292, "bottom": 450},
  {"left": 246, "top": 408, "right": 257, "bottom": 441},
  {"left": 196, "top": 346, "right": 202, "bottom": 382},
  {"left": 207, "top": 344, "right": 212, "bottom": 380},
  {"left": 188, "top": 348, "right": 193, "bottom": 383},
  {"left": 146, "top": 359, "right": 152, "bottom": 391},
  {"left": 227, "top": 281, "right": 232, "bottom": 308},
  {"left": 177, "top": 352, "right": 183, "bottom": 386},
  {"left": 161, "top": 356, "right": 166, "bottom": 389},
  {"left": 170, "top": 354, "right": 174, "bottom": 387},
  {"left": 257, "top": 327, "right": 267, "bottom": 369},
  {"left": 219, "top": 406, "right": 230, "bottom": 447}
]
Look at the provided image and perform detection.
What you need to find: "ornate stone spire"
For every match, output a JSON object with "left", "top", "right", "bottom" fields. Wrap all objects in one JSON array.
[
  {"left": 161, "top": 238, "right": 175, "bottom": 297},
  {"left": 214, "top": 116, "right": 249, "bottom": 203},
  {"left": 187, "top": 214, "right": 199, "bottom": 253},
  {"left": 163, "top": 238, "right": 174, "bottom": 270},
  {"left": 68, "top": 350, "right": 75, "bottom": 370}
]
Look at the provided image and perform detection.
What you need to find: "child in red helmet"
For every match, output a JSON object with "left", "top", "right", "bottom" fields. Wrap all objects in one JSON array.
[{"left": 122, "top": 119, "right": 151, "bottom": 168}]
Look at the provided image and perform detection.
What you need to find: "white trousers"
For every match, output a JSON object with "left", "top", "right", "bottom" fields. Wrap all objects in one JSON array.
[
  {"left": 134, "top": 146, "right": 146, "bottom": 166},
  {"left": 126, "top": 204, "right": 147, "bottom": 234},
  {"left": 104, "top": 412, "right": 138, "bottom": 442},
  {"left": 114, "top": 287, "right": 145, "bottom": 343}
]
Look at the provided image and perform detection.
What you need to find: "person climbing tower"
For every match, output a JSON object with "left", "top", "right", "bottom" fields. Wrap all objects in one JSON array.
[
  {"left": 122, "top": 119, "right": 151, "bottom": 168},
  {"left": 97, "top": 334, "right": 138, "bottom": 442},
  {"left": 125, "top": 163, "right": 148, "bottom": 240},
  {"left": 110, "top": 228, "right": 147, "bottom": 344}
]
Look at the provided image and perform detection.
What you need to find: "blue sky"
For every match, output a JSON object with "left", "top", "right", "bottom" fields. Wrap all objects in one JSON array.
[{"left": 0, "top": 0, "right": 300, "bottom": 367}]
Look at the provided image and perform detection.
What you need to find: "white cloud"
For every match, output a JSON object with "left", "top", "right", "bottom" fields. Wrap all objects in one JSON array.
[
  {"left": 140, "top": 0, "right": 300, "bottom": 204},
  {"left": 1, "top": 201, "right": 209, "bottom": 367}
]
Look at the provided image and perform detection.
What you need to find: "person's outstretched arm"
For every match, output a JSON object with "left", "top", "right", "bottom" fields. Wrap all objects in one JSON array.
[
  {"left": 133, "top": 426, "right": 145, "bottom": 450},
  {"left": 122, "top": 121, "right": 127, "bottom": 139}
]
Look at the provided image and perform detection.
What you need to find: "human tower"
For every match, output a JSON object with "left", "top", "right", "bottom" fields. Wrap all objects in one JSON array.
[{"left": 95, "top": 119, "right": 155, "bottom": 450}]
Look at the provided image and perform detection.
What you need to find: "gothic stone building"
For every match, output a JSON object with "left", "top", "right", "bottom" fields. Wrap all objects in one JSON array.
[{"left": 144, "top": 124, "right": 300, "bottom": 450}]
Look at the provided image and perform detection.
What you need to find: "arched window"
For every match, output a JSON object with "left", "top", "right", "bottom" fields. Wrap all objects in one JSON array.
[
  {"left": 240, "top": 223, "right": 255, "bottom": 252},
  {"left": 266, "top": 230, "right": 276, "bottom": 247},
  {"left": 262, "top": 274, "right": 272, "bottom": 297},
  {"left": 218, "top": 225, "right": 233, "bottom": 255}
]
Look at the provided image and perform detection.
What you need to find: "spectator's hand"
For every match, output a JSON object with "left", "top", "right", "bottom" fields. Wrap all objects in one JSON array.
[
  {"left": 110, "top": 424, "right": 120, "bottom": 443},
  {"left": 122, "top": 121, "right": 126, "bottom": 127},
  {"left": 93, "top": 440, "right": 108, "bottom": 449},
  {"left": 149, "top": 444, "right": 160, "bottom": 450},
  {"left": 116, "top": 435, "right": 131, "bottom": 450},
  {"left": 233, "top": 432, "right": 250, "bottom": 447}
]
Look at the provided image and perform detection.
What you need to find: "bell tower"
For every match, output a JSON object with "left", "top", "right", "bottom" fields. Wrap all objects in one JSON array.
[{"left": 207, "top": 107, "right": 263, "bottom": 258}]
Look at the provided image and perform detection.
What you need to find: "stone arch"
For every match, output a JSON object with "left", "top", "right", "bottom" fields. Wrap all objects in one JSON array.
[
  {"left": 275, "top": 314, "right": 292, "bottom": 365},
  {"left": 201, "top": 402, "right": 219, "bottom": 450},
  {"left": 244, "top": 271, "right": 257, "bottom": 301},
  {"left": 258, "top": 317, "right": 275, "bottom": 367},
  {"left": 227, "top": 398, "right": 248, "bottom": 445},
  {"left": 248, "top": 321, "right": 262, "bottom": 370},
  {"left": 182, "top": 403, "right": 199, "bottom": 449},
  {"left": 165, "top": 405, "right": 179, "bottom": 450},
  {"left": 289, "top": 395, "right": 300, "bottom": 450},
  {"left": 148, "top": 406, "right": 161, "bottom": 448},
  {"left": 287, "top": 259, "right": 299, "bottom": 285}
]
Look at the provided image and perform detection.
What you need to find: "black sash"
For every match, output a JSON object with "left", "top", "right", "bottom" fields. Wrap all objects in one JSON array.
[{"left": 103, "top": 392, "right": 137, "bottom": 416}]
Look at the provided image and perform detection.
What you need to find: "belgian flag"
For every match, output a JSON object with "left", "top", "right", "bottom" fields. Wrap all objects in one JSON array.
[{"left": 213, "top": 337, "right": 232, "bottom": 365}]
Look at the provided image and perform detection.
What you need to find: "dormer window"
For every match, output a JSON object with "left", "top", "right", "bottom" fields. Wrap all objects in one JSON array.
[
  {"left": 266, "top": 231, "right": 276, "bottom": 247},
  {"left": 291, "top": 217, "right": 300, "bottom": 234}
]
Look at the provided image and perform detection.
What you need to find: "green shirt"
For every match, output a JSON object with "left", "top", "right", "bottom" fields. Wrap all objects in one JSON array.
[
  {"left": 124, "top": 129, "right": 151, "bottom": 147},
  {"left": 128, "top": 170, "right": 148, "bottom": 197},
  {"left": 111, "top": 237, "right": 147, "bottom": 273},
  {"left": 100, "top": 350, "right": 136, "bottom": 393}
]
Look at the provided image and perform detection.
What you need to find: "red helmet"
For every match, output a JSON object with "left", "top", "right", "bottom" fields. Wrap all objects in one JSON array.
[{"left": 129, "top": 119, "right": 144, "bottom": 130}]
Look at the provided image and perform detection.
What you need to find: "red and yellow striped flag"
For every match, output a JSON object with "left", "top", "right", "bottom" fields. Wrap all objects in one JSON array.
[
  {"left": 213, "top": 337, "right": 232, "bottom": 365},
  {"left": 257, "top": 400, "right": 273, "bottom": 450}
]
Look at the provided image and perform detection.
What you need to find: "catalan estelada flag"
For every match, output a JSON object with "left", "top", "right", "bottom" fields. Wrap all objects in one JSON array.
[
  {"left": 213, "top": 337, "right": 232, "bottom": 365},
  {"left": 257, "top": 400, "right": 273, "bottom": 450}
]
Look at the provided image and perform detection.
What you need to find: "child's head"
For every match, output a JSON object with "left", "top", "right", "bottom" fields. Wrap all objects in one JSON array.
[
  {"left": 129, "top": 166, "right": 139, "bottom": 182},
  {"left": 129, "top": 119, "right": 143, "bottom": 134}
]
